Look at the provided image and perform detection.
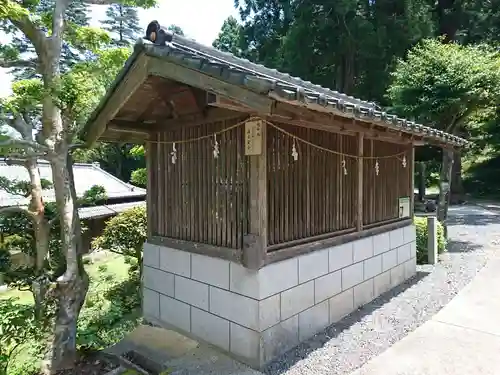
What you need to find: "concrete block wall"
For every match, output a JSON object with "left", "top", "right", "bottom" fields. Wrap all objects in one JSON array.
[{"left": 142, "top": 224, "right": 417, "bottom": 369}]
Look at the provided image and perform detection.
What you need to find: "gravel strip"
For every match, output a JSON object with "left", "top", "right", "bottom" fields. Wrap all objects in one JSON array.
[{"left": 263, "top": 206, "right": 500, "bottom": 375}]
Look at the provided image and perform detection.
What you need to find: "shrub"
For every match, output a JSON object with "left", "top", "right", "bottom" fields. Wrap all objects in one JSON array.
[
  {"left": 92, "top": 206, "right": 146, "bottom": 277},
  {"left": 0, "top": 299, "right": 44, "bottom": 375},
  {"left": 0, "top": 247, "right": 11, "bottom": 274},
  {"left": 130, "top": 168, "right": 146, "bottom": 188},
  {"left": 414, "top": 216, "right": 446, "bottom": 264},
  {"left": 77, "top": 271, "right": 141, "bottom": 351}
]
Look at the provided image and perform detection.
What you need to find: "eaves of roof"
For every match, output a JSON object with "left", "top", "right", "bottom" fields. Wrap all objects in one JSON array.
[{"left": 84, "top": 34, "right": 468, "bottom": 148}]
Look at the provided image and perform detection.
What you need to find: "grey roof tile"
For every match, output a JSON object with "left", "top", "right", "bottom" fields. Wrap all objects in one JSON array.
[
  {"left": 79, "top": 201, "right": 146, "bottom": 219},
  {"left": 0, "top": 159, "right": 145, "bottom": 207}
]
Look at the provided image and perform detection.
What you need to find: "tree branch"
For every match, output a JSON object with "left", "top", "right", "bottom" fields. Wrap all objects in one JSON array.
[
  {"left": 10, "top": 114, "right": 33, "bottom": 138},
  {"left": 0, "top": 57, "right": 38, "bottom": 69},
  {"left": 0, "top": 138, "right": 49, "bottom": 151},
  {"left": 51, "top": 0, "right": 69, "bottom": 63},
  {"left": 8, "top": 17, "right": 48, "bottom": 66},
  {"left": 5, "top": 151, "right": 50, "bottom": 160}
]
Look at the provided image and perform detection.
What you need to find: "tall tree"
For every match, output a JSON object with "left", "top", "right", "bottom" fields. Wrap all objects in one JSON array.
[
  {"left": 0, "top": 1, "right": 153, "bottom": 373},
  {"left": 101, "top": 4, "right": 142, "bottom": 46},
  {"left": 231, "top": 0, "right": 435, "bottom": 103},
  {"left": 386, "top": 39, "right": 500, "bottom": 226},
  {"left": 212, "top": 16, "right": 246, "bottom": 58}
]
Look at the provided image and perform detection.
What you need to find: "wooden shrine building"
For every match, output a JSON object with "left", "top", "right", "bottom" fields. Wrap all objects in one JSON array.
[{"left": 83, "top": 28, "right": 467, "bottom": 369}]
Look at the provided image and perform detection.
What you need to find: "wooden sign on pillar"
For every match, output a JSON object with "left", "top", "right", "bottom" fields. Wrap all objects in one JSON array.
[
  {"left": 243, "top": 119, "right": 267, "bottom": 270},
  {"left": 245, "top": 119, "right": 263, "bottom": 156}
]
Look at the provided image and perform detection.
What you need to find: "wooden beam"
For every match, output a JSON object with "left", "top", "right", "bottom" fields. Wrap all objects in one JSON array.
[
  {"left": 148, "top": 57, "right": 274, "bottom": 114},
  {"left": 201, "top": 96, "right": 412, "bottom": 145},
  {"left": 243, "top": 119, "right": 268, "bottom": 269},
  {"left": 356, "top": 133, "right": 364, "bottom": 231},
  {"left": 149, "top": 236, "right": 242, "bottom": 263},
  {"left": 107, "top": 120, "right": 153, "bottom": 134},
  {"left": 208, "top": 94, "right": 257, "bottom": 113},
  {"left": 266, "top": 219, "right": 412, "bottom": 265},
  {"left": 272, "top": 102, "right": 414, "bottom": 144},
  {"left": 87, "top": 53, "right": 150, "bottom": 146}
]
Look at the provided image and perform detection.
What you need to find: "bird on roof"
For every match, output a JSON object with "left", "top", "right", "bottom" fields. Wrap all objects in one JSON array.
[{"left": 145, "top": 20, "right": 173, "bottom": 46}]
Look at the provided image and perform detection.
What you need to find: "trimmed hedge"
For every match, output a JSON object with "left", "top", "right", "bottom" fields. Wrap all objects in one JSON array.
[{"left": 414, "top": 216, "right": 446, "bottom": 264}]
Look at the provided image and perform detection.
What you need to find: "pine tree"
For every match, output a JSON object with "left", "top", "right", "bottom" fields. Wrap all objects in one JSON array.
[
  {"left": 101, "top": 4, "right": 142, "bottom": 46},
  {"left": 10, "top": 0, "right": 90, "bottom": 80}
]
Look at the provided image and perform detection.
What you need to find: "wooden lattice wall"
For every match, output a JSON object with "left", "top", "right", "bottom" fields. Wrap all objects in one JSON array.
[
  {"left": 266, "top": 124, "right": 357, "bottom": 247},
  {"left": 147, "top": 119, "right": 413, "bottom": 251},
  {"left": 363, "top": 139, "right": 412, "bottom": 227},
  {"left": 148, "top": 116, "right": 248, "bottom": 249}
]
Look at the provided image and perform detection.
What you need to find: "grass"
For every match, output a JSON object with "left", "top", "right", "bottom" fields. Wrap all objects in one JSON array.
[{"left": 0, "top": 253, "right": 129, "bottom": 304}]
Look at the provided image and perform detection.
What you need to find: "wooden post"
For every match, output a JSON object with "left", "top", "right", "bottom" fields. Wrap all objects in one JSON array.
[
  {"left": 410, "top": 147, "right": 415, "bottom": 218},
  {"left": 356, "top": 133, "right": 364, "bottom": 231},
  {"left": 146, "top": 138, "right": 154, "bottom": 239},
  {"left": 243, "top": 119, "right": 268, "bottom": 269},
  {"left": 427, "top": 216, "right": 438, "bottom": 264},
  {"left": 418, "top": 162, "right": 426, "bottom": 202}
]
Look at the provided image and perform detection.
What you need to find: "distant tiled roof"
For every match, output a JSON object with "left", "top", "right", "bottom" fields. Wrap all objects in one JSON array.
[
  {"left": 79, "top": 201, "right": 146, "bottom": 219},
  {"left": 0, "top": 159, "right": 146, "bottom": 208},
  {"left": 84, "top": 31, "right": 468, "bottom": 147}
]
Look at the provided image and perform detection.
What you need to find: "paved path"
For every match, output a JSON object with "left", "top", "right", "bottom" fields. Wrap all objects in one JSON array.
[{"left": 351, "top": 205, "right": 500, "bottom": 375}]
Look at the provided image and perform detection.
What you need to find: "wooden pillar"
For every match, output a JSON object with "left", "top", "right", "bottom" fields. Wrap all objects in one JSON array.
[
  {"left": 410, "top": 147, "right": 415, "bottom": 218},
  {"left": 356, "top": 133, "right": 364, "bottom": 231},
  {"left": 146, "top": 138, "right": 154, "bottom": 239},
  {"left": 243, "top": 119, "right": 268, "bottom": 269}
]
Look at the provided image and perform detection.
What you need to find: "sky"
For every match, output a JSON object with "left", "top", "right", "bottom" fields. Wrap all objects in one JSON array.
[{"left": 0, "top": 0, "right": 239, "bottom": 98}]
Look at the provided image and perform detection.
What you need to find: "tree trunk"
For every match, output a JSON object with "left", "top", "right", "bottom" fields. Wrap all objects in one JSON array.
[
  {"left": 27, "top": 157, "right": 51, "bottom": 320},
  {"left": 42, "top": 273, "right": 89, "bottom": 373},
  {"left": 26, "top": 159, "right": 50, "bottom": 272},
  {"left": 437, "top": 149, "right": 454, "bottom": 236},
  {"left": 418, "top": 162, "right": 426, "bottom": 201},
  {"left": 450, "top": 150, "right": 463, "bottom": 203},
  {"left": 436, "top": 0, "right": 460, "bottom": 42},
  {"left": 42, "top": 153, "right": 89, "bottom": 374}
]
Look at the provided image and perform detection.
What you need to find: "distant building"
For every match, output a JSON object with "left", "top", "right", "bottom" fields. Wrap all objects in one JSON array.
[{"left": 0, "top": 159, "right": 146, "bottom": 254}]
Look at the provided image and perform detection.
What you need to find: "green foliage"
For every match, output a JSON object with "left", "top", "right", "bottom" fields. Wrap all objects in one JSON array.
[
  {"left": 77, "top": 266, "right": 141, "bottom": 351},
  {"left": 414, "top": 216, "right": 446, "bottom": 264},
  {"left": 0, "top": 299, "right": 43, "bottom": 375},
  {"left": 129, "top": 145, "right": 144, "bottom": 157},
  {"left": 92, "top": 207, "right": 146, "bottom": 265},
  {"left": 212, "top": 16, "right": 246, "bottom": 57},
  {"left": 387, "top": 39, "right": 500, "bottom": 131},
  {"left": 463, "top": 155, "right": 500, "bottom": 197},
  {"left": 0, "top": 1, "right": 29, "bottom": 20},
  {"left": 65, "top": 25, "right": 111, "bottom": 53},
  {"left": 81, "top": 185, "right": 107, "bottom": 205},
  {"left": 130, "top": 168, "right": 146, "bottom": 187},
  {"left": 0, "top": 248, "right": 11, "bottom": 274},
  {"left": 2, "top": 257, "right": 141, "bottom": 374},
  {"left": 167, "top": 24, "right": 184, "bottom": 35},
  {"left": 73, "top": 142, "right": 143, "bottom": 182}
]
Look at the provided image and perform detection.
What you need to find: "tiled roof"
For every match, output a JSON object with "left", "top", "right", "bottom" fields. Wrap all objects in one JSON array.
[
  {"left": 84, "top": 30, "right": 468, "bottom": 147},
  {"left": 0, "top": 159, "right": 146, "bottom": 207},
  {"left": 79, "top": 201, "right": 146, "bottom": 219}
]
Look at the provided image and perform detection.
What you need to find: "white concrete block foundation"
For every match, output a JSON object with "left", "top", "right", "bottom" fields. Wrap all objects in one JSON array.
[{"left": 142, "top": 224, "right": 417, "bottom": 369}]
